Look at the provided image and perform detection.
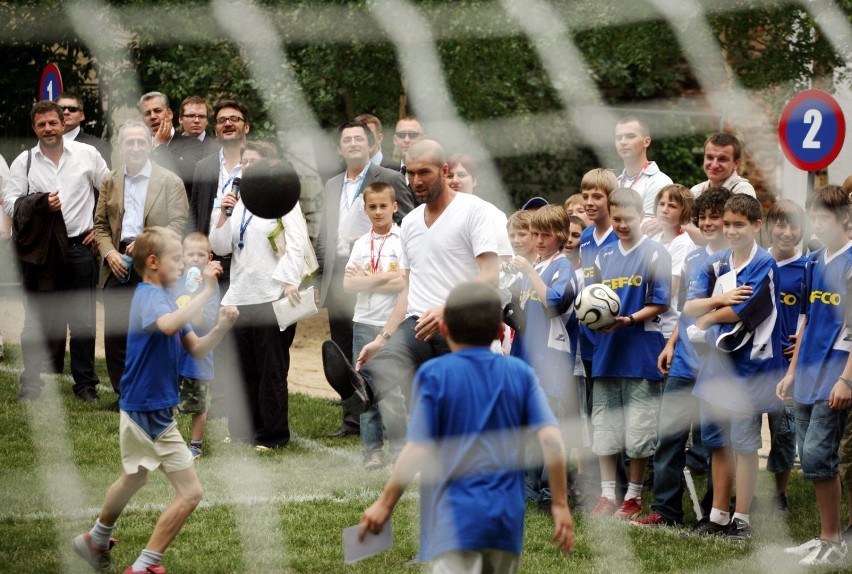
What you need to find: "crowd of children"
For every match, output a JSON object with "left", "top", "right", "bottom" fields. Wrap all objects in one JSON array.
[{"left": 496, "top": 171, "right": 852, "bottom": 567}]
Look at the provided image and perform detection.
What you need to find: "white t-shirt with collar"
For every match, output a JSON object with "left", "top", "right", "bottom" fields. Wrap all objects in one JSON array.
[{"left": 346, "top": 224, "right": 404, "bottom": 326}]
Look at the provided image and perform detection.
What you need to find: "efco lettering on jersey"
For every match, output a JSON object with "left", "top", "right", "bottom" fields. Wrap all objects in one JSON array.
[
  {"left": 780, "top": 292, "right": 798, "bottom": 306},
  {"left": 810, "top": 290, "right": 842, "bottom": 305},
  {"left": 604, "top": 275, "right": 643, "bottom": 289}
]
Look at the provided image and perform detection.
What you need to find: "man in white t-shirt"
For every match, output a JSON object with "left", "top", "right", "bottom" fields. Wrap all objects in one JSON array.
[
  {"left": 322, "top": 140, "right": 505, "bottom": 452},
  {"left": 690, "top": 132, "right": 756, "bottom": 199}
]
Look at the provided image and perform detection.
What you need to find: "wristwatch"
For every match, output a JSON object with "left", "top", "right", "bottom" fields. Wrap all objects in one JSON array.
[{"left": 627, "top": 314, "right": 636, "bottom": 326}]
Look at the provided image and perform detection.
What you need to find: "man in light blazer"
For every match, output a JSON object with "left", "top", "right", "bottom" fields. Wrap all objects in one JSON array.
[
  {"left": 93, "top": 120, "right": 188, "bottom": 402},
  {"left": 315, "top": 120, "right": 414, "bottom": 437}
]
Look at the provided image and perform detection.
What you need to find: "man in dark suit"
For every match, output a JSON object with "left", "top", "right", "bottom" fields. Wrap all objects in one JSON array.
[
  {"left": 56, "top": 92, "right": 112, "bottom": 168},
  {"left": 316, "top": 120, "right": 414, "bottom": 437},
  {"left": 93, "top": 119, "right": 188, "bottom": 401},
  {"left": 355, "top": 113, "right": 399, "bottom": 171},
  {"left": 178, "top": 95, "right": 222, "bottom": 158},
  {"left": 140, "top": 91, "right": 205, "bottom": 199}
]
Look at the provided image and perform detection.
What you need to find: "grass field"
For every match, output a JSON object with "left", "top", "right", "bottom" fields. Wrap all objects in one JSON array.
[{"left": 0, "top": 345, "right": 847, "bottom": 574}]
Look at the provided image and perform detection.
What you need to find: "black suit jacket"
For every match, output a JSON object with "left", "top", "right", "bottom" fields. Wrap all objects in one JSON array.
[
  {"left": 74, "top": 130, "right": 112, "bottom": 169},
  {"left": 188, "top": 153, "right": 219, "bottom": 236},
  {"left": 151, "top": 134, "right": 205, "bottom": 199},
  {"left": 315, "top": 163, "right": 415, "bottom": 307}
]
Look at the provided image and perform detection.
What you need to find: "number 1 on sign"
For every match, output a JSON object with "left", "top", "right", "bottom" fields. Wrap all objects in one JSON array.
[{"left": 803, "top": 108, "right": 822, "bottom": 149}]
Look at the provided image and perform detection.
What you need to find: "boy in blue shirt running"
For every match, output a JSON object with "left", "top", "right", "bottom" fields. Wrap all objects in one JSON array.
[
  {"left": 73, "top": 227, "right": 238, "bottom": 574},
  {"left": 359, "top": 281, "right": 574, "bottom": 572}
]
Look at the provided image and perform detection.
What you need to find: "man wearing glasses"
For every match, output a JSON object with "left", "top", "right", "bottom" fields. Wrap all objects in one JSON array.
[
  {"left": 392, "top": 117, "right": 425, "bottom": 175},
  {"left": 178, "top": 95, "right": 221, "bottom": 158},
  {"left": 140, "top": 91, "right": 204, "bottom": 199},
  {"left": 55, "top": 92, "right": 112, "bottom": 168}
]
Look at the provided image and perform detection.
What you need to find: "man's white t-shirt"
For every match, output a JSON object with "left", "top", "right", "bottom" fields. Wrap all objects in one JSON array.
[
  {"left": 650, "top": 230, "right": 696, "bottom": 338},
  {"left": 690, "top": 173, "right": 756, "bottom": 198},
  {"left": 616, "top": 161, "right": 673, "bottom": 218},
  {"left": 400, "top": 192, "right": 501, "bottom": 318},
  {"left": 346, "top": 224, "right": 404, "bottom": 326}
]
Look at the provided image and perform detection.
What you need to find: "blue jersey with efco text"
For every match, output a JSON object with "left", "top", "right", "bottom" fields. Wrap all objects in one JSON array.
[
  {"left": 773, "top": 251, "right": 807, "bottom": 356},
  {"left": 578, "top": 225, "right": 617, "bottom": 362},
  {"left": 592, "top": 236, "right": 671, "bottom": 381},
  {"left": 794, "top": 242, "right": 852, "bottom": 405},
  {"left": 689, "top": 243, "right": 784, "bottom": 414},
  {"left": 668, "top": 245, "right": 717, "bottom": 380}
]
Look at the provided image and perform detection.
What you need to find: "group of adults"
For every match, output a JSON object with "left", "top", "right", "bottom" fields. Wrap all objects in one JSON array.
[{"left": 0, "top": 91, "right": 756, "bottom": 454}]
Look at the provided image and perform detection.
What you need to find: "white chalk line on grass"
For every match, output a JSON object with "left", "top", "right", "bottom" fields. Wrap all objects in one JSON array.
[{"left": 0, "top": 486, "right": 415, "bottom": 523}]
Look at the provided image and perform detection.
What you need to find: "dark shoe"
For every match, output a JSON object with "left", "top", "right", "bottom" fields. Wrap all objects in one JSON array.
[
  {"left": 325, "top": 426, "right": 359, "bottom": 438},
  {"left": 101, "top": 400, "right": 120, "bottom": 412},
  {"left": 771, "top": 493, "right": 791, "bottom": 515},
  {"left": 690, "top": 516, "right": 729, "bottom": 537},
  {"left": 536, "top": 497, "right": 553, "bottom": 515},
  {"left": 726, "top": 517, "right": 752, "bottom": 541},
  {"left": 321, "top": 340, "right": 370, "bottom": 415},
  {"left": 77, "top": 387, "right": 99, "bottom": 404},
  {"left": 16, "top": 386, "right": 41, "bottom": 401}
]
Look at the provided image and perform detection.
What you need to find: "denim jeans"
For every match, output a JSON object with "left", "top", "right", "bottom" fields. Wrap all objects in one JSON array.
[
  {"left": 354, "top": 322, "right": 406, "bottom": 457},
  {"left": 795, "top": 400, "right": 848, "bottom": 481},
  {"left": 651, "top": 376, "right": 702, "bottom": 524},
  {"left": 359, "top": 316, "right": 450, "bottom": 454},
  {"left": 766, "top": 403, "right": 796, "bottom": 474}
]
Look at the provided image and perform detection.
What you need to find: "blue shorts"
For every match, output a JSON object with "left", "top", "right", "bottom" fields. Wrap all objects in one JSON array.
[
  {"left": 795, "top": 401, "right": 847, "bottom": 481},
  {"left": 766, "top": 403, "right": 796, "bottom": 474},
  {"left": 699, "top": 401, "right": 762, "bottom": 453}
]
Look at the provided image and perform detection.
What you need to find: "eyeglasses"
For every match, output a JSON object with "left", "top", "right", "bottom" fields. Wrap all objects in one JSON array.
[
  {"left": 60, "top": 106, "right": 81, "bottom": 113},
  {"left": 216, "top": 115, "right": 245, "bottom": 125},
  {"left": 394, "top": 131, "right": 421, "bottom": 139},
  {"left": 181, "top": 114, "right": 207, "bottom": 121}
]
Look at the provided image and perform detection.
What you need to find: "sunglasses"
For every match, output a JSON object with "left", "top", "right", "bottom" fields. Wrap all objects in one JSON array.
[{"left": 60, "top": 106, "right": 81, "bottom": 113}]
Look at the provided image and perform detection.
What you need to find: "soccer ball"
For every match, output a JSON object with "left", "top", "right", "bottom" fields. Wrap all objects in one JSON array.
[{"left": 574, "top": 284, "right": 621, "bottom": 331}]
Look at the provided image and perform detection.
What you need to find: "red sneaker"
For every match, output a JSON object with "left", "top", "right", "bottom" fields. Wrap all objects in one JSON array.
[
  {"left": 614, "top": 497, "right": 643, "bottom": 520},
  {"left": 590, "top": 496, "right": 617, "bottom": 517},
  {"left": 631, "top": 510, "right": 671, "bottom": 527},
  {"left": 72, "top": 532, "right": 117, "bottom": 572},
  {"left": 123, "top": 566, "right": 166, "bottom": 574}
]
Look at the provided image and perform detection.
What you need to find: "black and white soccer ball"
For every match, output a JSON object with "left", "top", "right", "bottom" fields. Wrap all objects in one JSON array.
[{"left": 574, "top": 284, "right": 621, "bottom": 331}]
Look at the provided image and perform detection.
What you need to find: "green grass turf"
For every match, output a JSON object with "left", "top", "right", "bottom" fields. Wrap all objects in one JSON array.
[{"left": 0, "top": 346, "right": 847, "bottom": 573}]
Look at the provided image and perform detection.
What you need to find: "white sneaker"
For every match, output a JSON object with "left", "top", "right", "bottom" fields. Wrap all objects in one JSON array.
[
  {"left": 799, "top": 539, "right": 847, "bottom": 566},
  {"left": 784, "top": 537, "right": 821, "bottom": 557}
]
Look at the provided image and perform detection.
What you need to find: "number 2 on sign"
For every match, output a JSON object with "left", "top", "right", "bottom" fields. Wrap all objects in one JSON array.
[{"left": 803, "top": 108, "right": 822, "bottom": 149}]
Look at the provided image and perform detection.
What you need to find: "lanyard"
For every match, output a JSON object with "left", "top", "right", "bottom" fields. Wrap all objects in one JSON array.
[
  {"left": 344, "top": 169, "right": 369, "bottom": 208},
  {"left": 238, "top": 206, "right": 253, "bottom": 250},
  {"left": 219, "top": 151, "right": 241, "bottom": 196},
  {"left": 619, "top": 161, "right": 649, "bottom": 189},
  {"left": 370, "top": 229, "right": 390, "bottom": 274}
]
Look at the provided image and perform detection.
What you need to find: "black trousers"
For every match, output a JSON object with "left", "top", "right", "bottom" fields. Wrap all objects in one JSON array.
[
  {"left": 20, "top": 242, "right": 99, "bottom": 396},
  {"left": 325, "top": 257, "right": 359, "bottom": 431},
  {"left": 102, "top": 266, "right": 142, "bottom": 394},
  {"left": 228, "top": 302, "right": 296, "bottom": 448}
]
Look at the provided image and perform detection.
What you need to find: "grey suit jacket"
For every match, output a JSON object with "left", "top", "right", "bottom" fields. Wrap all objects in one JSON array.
[
  {"left": 315, "top": 163, "right": 414, "bottom": 307},
  {"left": 93, "top": 163, "right": 188, "bottom": 286}
]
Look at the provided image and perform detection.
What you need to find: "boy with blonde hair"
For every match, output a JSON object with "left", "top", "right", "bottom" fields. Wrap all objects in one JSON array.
[{"left": 73, "top": 227, "right": 238, "bottom": 574}]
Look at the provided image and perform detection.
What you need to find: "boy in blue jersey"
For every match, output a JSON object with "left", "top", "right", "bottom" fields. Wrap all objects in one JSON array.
[
  {"left": 510, "top": 205, "right": 578, "bottom": 512},
  {"left": 73, "top": 227, "right": 238, "bottom": 574},
  {"left": 633, "top": 187, "right": 731, "bottom": 527},
  {"left": 576, "top": 168, "right": 618, "bottom": 503},
  {"left": 172, "top": 232, "right": 220, "bottom": 460},
  {"left": 684, "top": 194, "right": 784, "bottom": 541},
  {"left": 359, "top": 282, "right": 575, "bottom": 572},
  {"left": 765, "top": 200, "right": 807, "bottom": 515},
  {"left": 590, "top": 188, "right": 671, "bottom": 520},
  {"left": 778, "top": 185, "right": 852, "bottom": 566}
]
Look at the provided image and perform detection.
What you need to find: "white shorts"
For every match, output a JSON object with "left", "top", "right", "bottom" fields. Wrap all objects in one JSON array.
[
  {"left": 431, "top": 549, "right": 519, "bottom": 574},
  {"left": 120, "top": 410, "right": 192, "bottom": 475}
]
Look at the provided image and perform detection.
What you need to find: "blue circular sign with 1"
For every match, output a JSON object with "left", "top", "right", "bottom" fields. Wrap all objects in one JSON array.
[{"left": 39, "top": 64, "right": 63, "bottom": 102}]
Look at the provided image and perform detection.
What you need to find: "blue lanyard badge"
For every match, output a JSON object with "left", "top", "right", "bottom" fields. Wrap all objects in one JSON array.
[{"left": 238, "top": 206, "right": 253, "bottom": 250}]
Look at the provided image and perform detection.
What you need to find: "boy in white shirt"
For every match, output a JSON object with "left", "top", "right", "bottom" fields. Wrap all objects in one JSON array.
[{"left": 343, "top": 182, "right": 407, "bottom": 469}]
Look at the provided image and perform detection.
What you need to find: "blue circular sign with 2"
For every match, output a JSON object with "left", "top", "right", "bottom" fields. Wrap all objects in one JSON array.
[{"left": 779, "top": 89, "right": 845, "bottom": 172}]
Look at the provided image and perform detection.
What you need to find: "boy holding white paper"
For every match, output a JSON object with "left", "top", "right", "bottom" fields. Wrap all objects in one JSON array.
[
  {"left": 343, "top": 182, "right": 407, "bottom": 469},
  {"left": 359, "top": 282, "right": 574, "bottom": 572}
]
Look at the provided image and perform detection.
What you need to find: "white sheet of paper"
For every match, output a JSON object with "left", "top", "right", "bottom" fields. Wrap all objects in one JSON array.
[
  {"left": 343, "top": 519, "right": 393, "bottom": 564},
  {"left": 271, "top": 286, "right": 317, "bottom": 330}
]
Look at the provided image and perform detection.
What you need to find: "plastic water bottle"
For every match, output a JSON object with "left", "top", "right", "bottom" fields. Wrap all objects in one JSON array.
[
  {"left": 118, "top": 254, "right": 134, "bottom": 284},
  {"left": 185, "top": 266, "right": 202, "bottom": 293}
]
